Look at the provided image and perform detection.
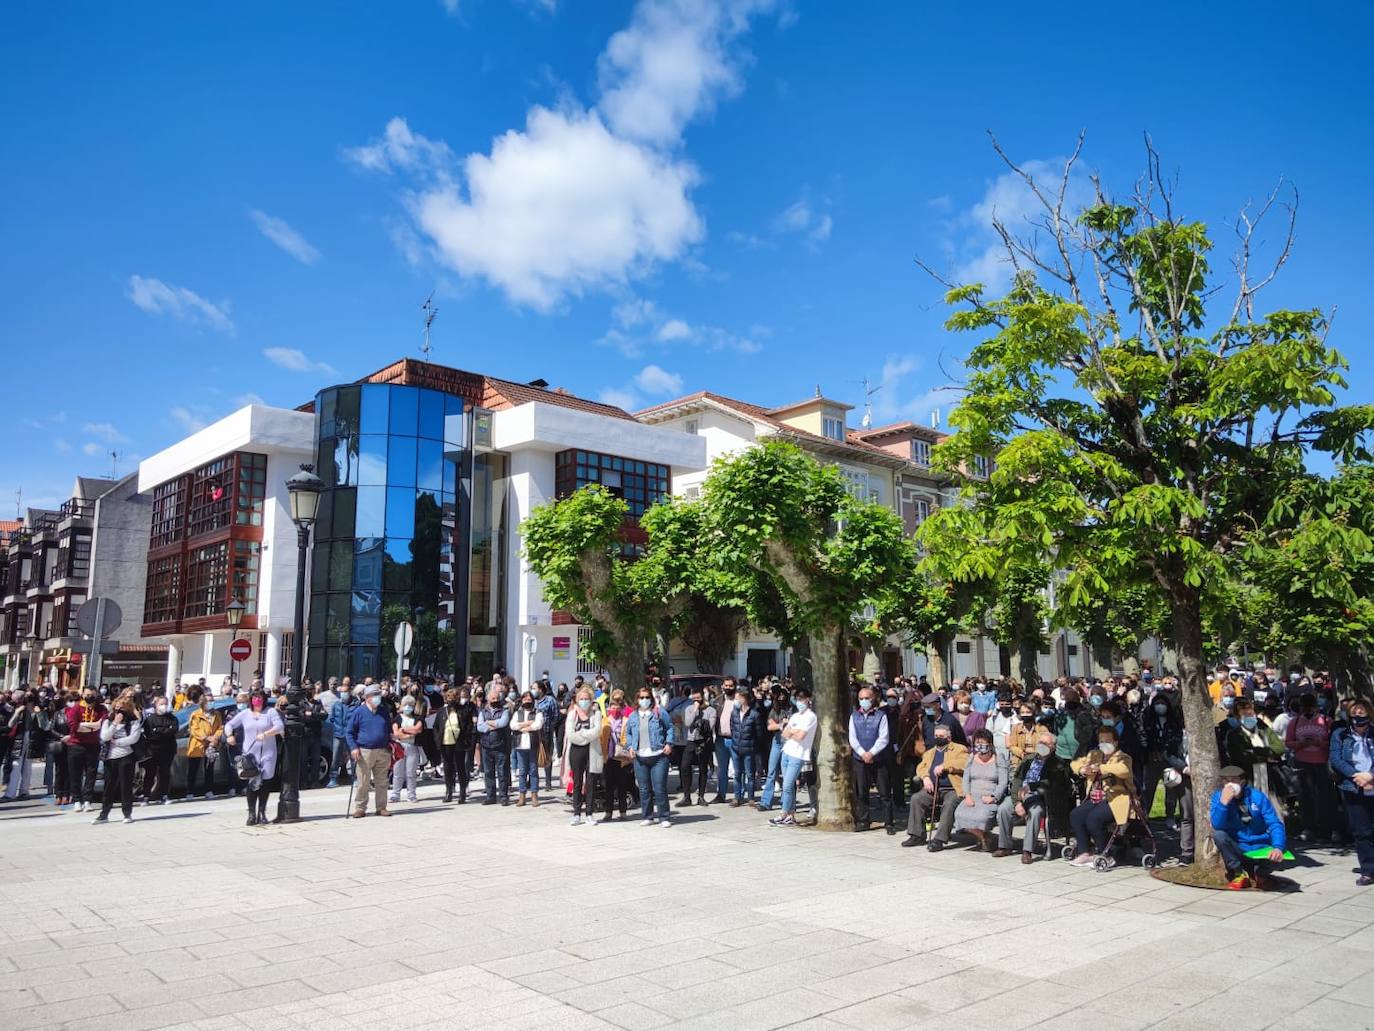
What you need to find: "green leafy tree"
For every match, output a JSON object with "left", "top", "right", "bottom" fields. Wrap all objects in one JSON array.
[
  {"left": 703, "top": 439, "right": 915, "bottom": 829},
  {"left": 925, "top": 137, "right": 1373, "bottom": 880}
]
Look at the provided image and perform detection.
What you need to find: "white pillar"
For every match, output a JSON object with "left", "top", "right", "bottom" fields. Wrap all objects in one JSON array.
[
  {"left": 264, "top": 629, "right": 282, "bottom": 689},
  {"left": 165, "top": 639, "right": 181, "bottom": 696}
]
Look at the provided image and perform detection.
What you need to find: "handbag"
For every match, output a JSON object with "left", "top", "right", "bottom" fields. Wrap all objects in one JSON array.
[{"left": 234, "top": 752, "right": 260, "bottom": 782}]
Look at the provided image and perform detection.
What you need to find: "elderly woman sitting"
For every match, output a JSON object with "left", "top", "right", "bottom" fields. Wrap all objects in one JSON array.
[
  {"left": 1068, "top": 725, "right": 1136, "bottom": 870},
  {"left": 953, "top": 728, "right": 1008, "bottom": 852}
]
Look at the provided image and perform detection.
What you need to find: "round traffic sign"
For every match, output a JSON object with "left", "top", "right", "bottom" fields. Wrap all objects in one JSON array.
[
  {"left": 76, "top": 598, "right": 122, "bottom": 638},
  {"left": 229, "top": 638, "right": 252, "bottom": 662}
]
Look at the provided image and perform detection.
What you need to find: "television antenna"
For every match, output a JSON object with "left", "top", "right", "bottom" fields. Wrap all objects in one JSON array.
[
  {"left": 420, "top": 292, "right": 439, "bottom": 359},
  {"left": 849, "top": 376, "right": 884, "bottom": 429},
  {"left": 13, "top": 487, "right": 20, "bottom": 520},
  {"left": 109, "top": 450, "right": 121, "bottom": 479}
]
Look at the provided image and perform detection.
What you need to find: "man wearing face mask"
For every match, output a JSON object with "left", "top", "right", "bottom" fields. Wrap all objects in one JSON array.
[
  {"left": 1053, "top": 688, "right": 1095, "bottom": 761},
  {"left": 996, "top": 729, "right": 1073, "bottom": 862},
  {"left": 1142, "top": 691, "right": 1184, "bottom": 828},
  {"left": 346, "top": 686, "right": 394, "bottom": 818},
  {"left": 1224, "top": 697, "right": 1286, "bottom": 815},
  {"left": 1329, "top": 699, "right": 1374, "bottom": 886},
  {"left": 1210, "top": 765, "right": 1288, "bottom": 890},
  {"left": 849, "top": 687, "right": 892, "bottom": 833},
  {"left": 476, "top": 685, "right": 513, "bottom": 806},
  {"left": 919, "top": 692, "right": 965, "bottom": 751},
  {"left": 903, "top": 723, "right": 967, "bottom": 850},
  {"left": 139, "top": 695, "right": 178, "bottom": 806},
  {"left": 326, "top": 685, "right": 359, "bottom": 789}
]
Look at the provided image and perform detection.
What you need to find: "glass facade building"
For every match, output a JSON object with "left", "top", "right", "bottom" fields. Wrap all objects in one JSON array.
[{"left": 308, "top": 382, "right": 508, "bottom": 681}]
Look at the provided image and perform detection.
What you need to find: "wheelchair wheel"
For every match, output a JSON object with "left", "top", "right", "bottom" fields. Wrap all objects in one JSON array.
[
  {"left": 1060, "top": 844, "right": 1075, "bottom": 860},
  {"left": 1093, "top": 855, "right": 1111, "bottom": 872},
  {"left": 1142, "top": 853, "right": 1157, "bottom": 870}
]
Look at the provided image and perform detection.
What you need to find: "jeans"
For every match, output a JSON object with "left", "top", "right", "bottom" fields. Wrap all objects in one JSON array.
[
  {"left": 779, "top": 754, "right": 804, "bottom": 814},
  {"left": 390, "top": 743, "right": 419, "bottom": 801},
  {"left": 328, "top": 737, "right": 353, "bottom": 783},
  {"left": 513, "top": 748, "right": 540, "bottom": 796},
  {"left": 733, "top": 749, "right": 756, "bottom": 802},
  {"left": 634, "top": 753, "right": 671, "bottom": 820},
  {"left": 1070, "top": 800, "right": 1115, "bottom": 854},
  {"left": 759, "top": 738, "right": 785, "bottom": 808},
  {"left": 715, "top": 737, "right": 735, "bottom": 796},
  {"left": 483, "top": 749, "right": 509, "bottom": 802},
  {"left": 1342, "top": 790, "right": 1374, "bottom": 876}
]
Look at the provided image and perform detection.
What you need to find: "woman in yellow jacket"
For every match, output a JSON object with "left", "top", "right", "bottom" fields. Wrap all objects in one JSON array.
[
  {"left": 186, "top": 697, "right": 224, "bottom": 800},
  {"left": 1067, "top": 724, "right": 1135, "bottom": 869}
]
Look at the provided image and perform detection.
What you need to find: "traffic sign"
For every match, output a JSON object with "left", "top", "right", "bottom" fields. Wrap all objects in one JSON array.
[
  {"left": 77, "top": 598, "right": 122, "bottom": 638},
  {"left": 229, "top": 638, "right": 252, "bottom": 662},
  {"left": 394, "top": 621, "right": 414, "bottom": 657}
]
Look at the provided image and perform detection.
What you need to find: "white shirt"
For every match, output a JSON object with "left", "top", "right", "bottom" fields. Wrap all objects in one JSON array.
[
  {"left": 784, "top": 709, "right": 819, "bottom": 760},
  {"left": 512, "top": 708, "right": 544, "bottom": 750}
]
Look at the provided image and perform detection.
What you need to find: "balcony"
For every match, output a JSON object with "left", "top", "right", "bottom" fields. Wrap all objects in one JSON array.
[
  {"left": 31, "top": 514, "right": 60, "bottom": 543},
  {"left": 57, "top": 498, "right": 94, "bottom": 532}
]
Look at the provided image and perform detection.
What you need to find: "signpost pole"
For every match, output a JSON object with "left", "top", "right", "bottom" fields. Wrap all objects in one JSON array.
[{"left": 87, "top": 597, "right": 107, "bottom": 690}]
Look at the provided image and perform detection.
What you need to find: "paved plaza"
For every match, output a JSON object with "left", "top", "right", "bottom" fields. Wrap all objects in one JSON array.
[{"left": 1, "top": 783, "right": 1372, "bottom": 1031}]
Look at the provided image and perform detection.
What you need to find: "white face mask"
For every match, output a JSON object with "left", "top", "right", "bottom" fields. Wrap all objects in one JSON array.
[
  {"left": 1099, "top": 742, "right": 1117, "bottom": 756},
  {"left": 1035, "top": 743, "right": 1051, "bottom": 757}
]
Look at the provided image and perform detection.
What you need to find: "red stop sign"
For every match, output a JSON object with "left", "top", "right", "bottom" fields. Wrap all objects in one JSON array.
[{"left": 229, "top": 638, "right": 252, "bottom": 662}]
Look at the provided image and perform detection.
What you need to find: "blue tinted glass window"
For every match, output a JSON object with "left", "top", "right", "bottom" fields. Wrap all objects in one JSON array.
[
  {"left": 318, "top": 390, "right": 337, "bottom": 439},
  {"left": 334, "top": 386, "right": 360, "bottom": 439},
  {"left": 389, "top": 386, "right": 419, "bottom": 436},
  {"left": 335, "top": 436, "right": 358, "bottom": 487},
  {"left": 358, "top": 435, "right": 387, "bottom": 485},
  {"left": 351, "top": 590, "right": 381, "bottom": 644},
  {"left": 444, "top": 395, "right": 467, "bottom": 447},
  {"left": 354, "top": 539, "right": 383, "bottom": 589},
  {"left": 385, "top": 486, "right": 416, "bottom": 538},
  {"left": 387, "top": 436, "right": 417, "bottom": 488},
  {"left": 419, "top": 390, "right": 445, "bottom": 441},
  {"left": 384, "top": 537, "right": 413, "bottom": 590},
  {"left": 355, "top": 486, "right": 386, "bottom": 538},
  {"left": 360, "top": 384, "right": 389, "bottom": 435},
  {"left": 417, "top": 438, "right": 443, "bottom": 491}
]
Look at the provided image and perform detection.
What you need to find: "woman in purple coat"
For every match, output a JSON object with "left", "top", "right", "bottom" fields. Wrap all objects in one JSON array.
[{"left": 224, "top": 690, "right": 285, "bottom": 825}]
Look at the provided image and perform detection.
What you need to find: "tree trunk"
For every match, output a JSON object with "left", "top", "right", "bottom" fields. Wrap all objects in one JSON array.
[
  {"left": 1170, "top": 590, "right": 1226, "bottom": 883},
  {"left": 809, "top": 624, "right": 853, "bottom": 831},
  {"left": 1325, "top": 644, "right": 1372, "bottom": 702},
  {"left": 1016, "top": 638, "right": 1041, "bottom": 690},
  {"left": 791, "top": 635, "right": 813, "bottom": 693},
  {"left": 608, "top": 632, "right": 646, "bottom": 702},
  {"left": 927, "top": 631, "right": 951, "bottom": 690}
]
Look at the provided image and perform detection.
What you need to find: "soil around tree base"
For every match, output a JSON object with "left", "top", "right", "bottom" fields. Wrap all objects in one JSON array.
[{"left": 1151, "top": 866, "right": 1301, "bottom": 892}]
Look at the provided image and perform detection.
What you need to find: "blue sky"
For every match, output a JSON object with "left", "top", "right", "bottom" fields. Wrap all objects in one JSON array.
[{"left": 3, "top": 1, "right": 1372, "bottom": 510}]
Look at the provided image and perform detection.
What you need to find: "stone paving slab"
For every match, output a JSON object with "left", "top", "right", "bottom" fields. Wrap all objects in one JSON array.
[{"left": 1, "top": 779, "right": 1372, "bottom": 1031}]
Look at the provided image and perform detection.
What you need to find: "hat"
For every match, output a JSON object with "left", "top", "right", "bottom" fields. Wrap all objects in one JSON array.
[
  {"left": 1219, "top": 765, "right": 1245, "bottom": 778},
  {"left": 921, "top": 693, "right": 940, "bottom": 706},
  {"left": 364, "top": 685, "right": 382, "bottom": 699}
]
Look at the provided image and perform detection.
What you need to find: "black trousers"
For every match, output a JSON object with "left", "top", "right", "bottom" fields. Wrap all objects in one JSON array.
[
  {"left": 569, "top": 744, "right": 598, "bottom": 817},
  {"left": 187, "top": 755, "right": 218, "bottom": 796},
  {"left": 141, "top": 747, "right": 175, "bottom": 801},
  {"left": 852, "top": 757, "right": 892, "bottom": 828},
  {"left": 441, "top": 742, "right": 471, "bottom": 797},
  {"left": 301, "top": 733, "right": 321, "bottom": 787},
  {"left": 604, "top": 759, "right": 636, "bottom": 816},
  {"left": 100, "top": 755, "right": 136, "bottom": 819},
  {"left": 67, "top": 744, "right": 100, "bottom": 804},
  {"left": 679, "top": 741, "right": 710, "bottom": 797}
]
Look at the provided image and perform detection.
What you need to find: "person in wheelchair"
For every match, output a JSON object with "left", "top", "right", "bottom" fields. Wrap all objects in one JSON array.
[
  {"left": 1210, "top": 764, "right": 1288, "bottom": 890},
  {"left": 996, "top": 728, "right": 1073, "bottom": 863},
  {"left": 1067, "top": 725, "right": 1135, "bottom": 869}
]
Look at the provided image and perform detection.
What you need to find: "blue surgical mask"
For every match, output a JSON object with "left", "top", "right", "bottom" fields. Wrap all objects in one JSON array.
[
  {"left": 859, "top": 698, "right": 873, "bottom": 712},
  {"left": 1240, "top": 715, "right": 1258, "bottom": 730},
  {"left": 795, "top": 700, "right": 809, "bottom": 712},
  {"left": 1221, "top": 696, "right": 1235, "bottom": 709},
  {"left": 924, "top": 707, "right": 937, "bottom": 717},
  {"left": 1089, "top": 696, "right": 1103, "bottom": 708}
]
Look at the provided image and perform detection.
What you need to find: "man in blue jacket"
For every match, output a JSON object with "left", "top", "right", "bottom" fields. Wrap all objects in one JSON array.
[
  {"left": 1210, "top": 764, "right": 1287, "bottom": 890},
  {"left": 477, "top": 685, "right": 512, "bottom": 805},
  {"left": 326, "top": 686, "right": 359, "bottom": 788},
  {"left": 345, "top": 686, "right": 393, "bottom": 818}
]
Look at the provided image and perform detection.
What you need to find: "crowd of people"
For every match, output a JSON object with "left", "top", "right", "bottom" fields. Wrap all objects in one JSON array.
[{"left": 2, "top": 663, "right": 1370, "bottom": 888}]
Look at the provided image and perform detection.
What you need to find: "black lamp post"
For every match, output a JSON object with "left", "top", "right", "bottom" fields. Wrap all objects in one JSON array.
[
  {"left": 275, "top": 463, "right": 323, "bottom": 824},
  {"left": 226, "top": 598, "right": 245, "bottom": 688}
]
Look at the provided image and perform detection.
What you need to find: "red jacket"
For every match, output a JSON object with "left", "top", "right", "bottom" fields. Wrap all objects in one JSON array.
[{"left": 65, "top": 701, "right": 107, "bottom": 748}]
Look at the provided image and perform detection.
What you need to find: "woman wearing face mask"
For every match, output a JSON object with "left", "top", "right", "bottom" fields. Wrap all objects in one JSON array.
[
  {"left": 509, "top": 689, "right": 545, "bottom": 808},
  {"left": 1005, "top": 702, "right": 1040, "bottom": 765},
  {"left": 952, "top": 690, "right": 986, "bottom": 738},
  {"left": 1068, "top": 725, "right": 1136, "bottom": 868},
  {"left": 186, "top": 694, "right": 224, "bottom": 801},
  {"left": 1224, "top": 697, "right": 1286, "bottom": 816},
  {"left": 1287, "top": 691, "right": 1336, "bottom": 842},
  {"left": 602, "top": 689, "right": 639, "bottom": 820},
  {"left": 92, "top": 690, "right": 143, "bottom": 824},
  {"left": 954, "top": 729, "right": 1009, "bottom": 852},
  {"left": 224, "top": 690, "right": 285, "bottom": 825},
  {"left": 389, "top": 693, "right": 425, "bottom": 805},
  {"left": 563, "top": 686, "right": 604, "bottom": 826},
  {"left": 1329, "top": 699, "right": 1374, "bottom": 886},
  {"left": 1141, "top": 691, "right": 1184, "bottom": 828},
  {"left": 438, "top": 687, "right": 475, "bottom": 804},
  {"left": 623, "top": 687, "right": 675, "bottom": 826},
  {"left": 139, "top": 694, "right": 179, "bottom": 805}
]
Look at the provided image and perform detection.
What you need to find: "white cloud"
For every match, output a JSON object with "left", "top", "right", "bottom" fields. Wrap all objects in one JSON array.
[
  {"left": 441, "top": 0, "right": 461, "bottom": 14},
  {"left": 350, "top": 0, "right": 779, "bottom": 310},
  {"left": 949, "top": 157, "right": 1093, "bottom": 291},
  {"left": 263, "top": 347, "right": 337, "bottom": 376},
  {"left": 170, "top": 407, "right": 208, "bottom": 434},
  {"left": 54, "top": 439, "right": 72, "bottom": 454},
  {"left": 82, "top": 422, "right": 128, "bottom": 444},
  {"left": 861, "top": 354, "right": 957, "bottom": 428},
  {"left": 599, "top": 387, "right": 640, "bottom": 411},
  {"left": 771, "top": 197, "right": 832, "bottom": 250},
  {"left": 81, "top": 442, "right": 105, "bottom": 457},
  {"left": 634, "top": 364, "right": 683, "bottom": 394},
  {"left": 23, "top": 411, "right": 68, "bottom": 430},
  {"left": 250, "top": 210, "right": 321, "bottom": 265},
  {"left": 656, "top": 318, "right": 692, "bottom": 342},
  {"left": 127, "top": 276, "right": 234, "bottom": 334},
  {"left": 234, "top": 393, "right": 266, "bottom": 408}
]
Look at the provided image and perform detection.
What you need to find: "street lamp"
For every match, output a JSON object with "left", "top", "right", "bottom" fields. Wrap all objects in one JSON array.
[
  {"left": 226, "top": 598, "right": 245, "bottom": 689},
  {"left": 26, "top": 628, "right": 42, "bottom": 689},
  {"left": 275, "top": 463, "right": 323, "bottom": 824}
]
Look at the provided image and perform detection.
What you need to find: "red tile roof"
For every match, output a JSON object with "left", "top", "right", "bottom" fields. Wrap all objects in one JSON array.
[{"left": 0, "top": 520, "right": 20, "bottom": 535}]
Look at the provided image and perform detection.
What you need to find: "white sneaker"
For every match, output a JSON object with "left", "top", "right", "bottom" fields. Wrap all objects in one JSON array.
[
  {"left": 408, "top": 796, "right": 418, "bottom": 803},
  {"left": 641, "top": 818, "right": 655, "bottom": 827},
  {"left": 160, "top": 798, "right": 169, "bottom": 806},
  {"left": 205, "top": 792, "right": 215, "bottom": 800},
  {"left": 570, "top": 816, "right": 583, "bottom": 826},
  {"left": 122, "top": 817, "right": 134, "bottom": 824},
  {"left": 91, "top": 815, "right": 107, "bottom": 824},
  {"left": 77, "top": 802, "right": 88, "bottom": 813},
  {"left": 584, "top": 817, "right": 597, "bottom": 827},
  {"left": 659, "top": 818, "right": 671, "bottom": 827}
]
